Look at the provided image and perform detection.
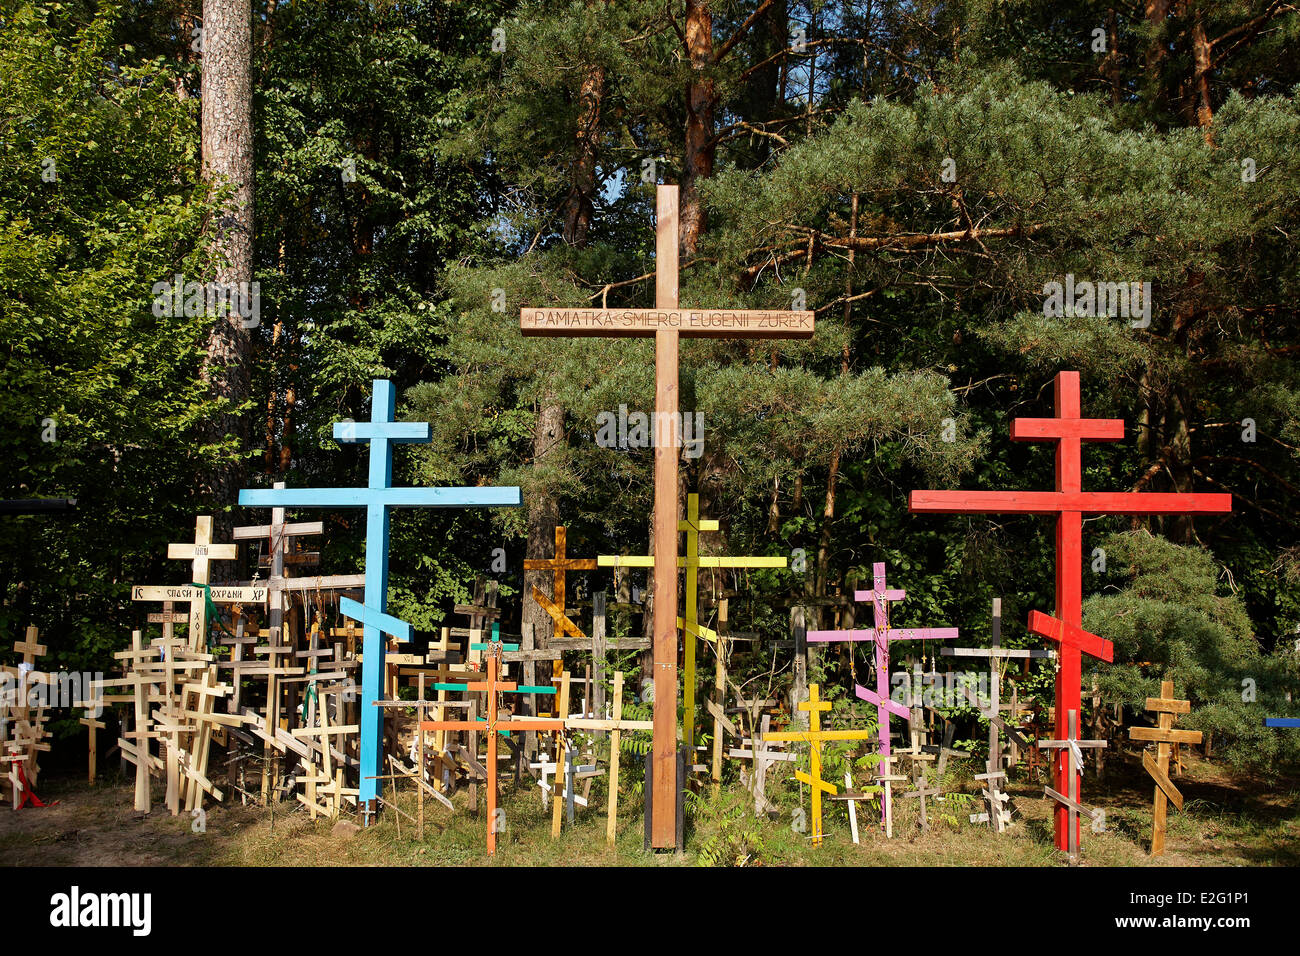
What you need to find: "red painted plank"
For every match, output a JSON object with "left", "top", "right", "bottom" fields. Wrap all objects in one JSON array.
[
  {"left": 1027, "top": 610, "right": 1113, "bottom": 663},
  {"left": 1011, "top": 418, "right": 1125, "bottom": 441}
]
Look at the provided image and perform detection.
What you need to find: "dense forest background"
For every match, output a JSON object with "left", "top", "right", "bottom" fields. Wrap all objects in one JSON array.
[{"left": 3, "top": 0, "right": 1298, "bottom": 769}]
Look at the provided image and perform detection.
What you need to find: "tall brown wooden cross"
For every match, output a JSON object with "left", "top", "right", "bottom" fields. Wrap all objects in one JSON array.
[{"left": 521, "top": 185, "right": 813, "bottom": 847}]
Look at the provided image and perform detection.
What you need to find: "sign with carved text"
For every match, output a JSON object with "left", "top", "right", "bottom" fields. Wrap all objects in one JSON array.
[{"left": 521, "top": 307, "right": 814, "bottom": 339}]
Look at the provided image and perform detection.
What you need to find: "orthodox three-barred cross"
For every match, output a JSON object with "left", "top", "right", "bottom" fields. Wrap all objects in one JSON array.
[
  {"left": 239, "top": 379, "right": 522, "bottom": 819},
  {"left": 910, "top": 370, "right": 1231, "bottom": 851}
]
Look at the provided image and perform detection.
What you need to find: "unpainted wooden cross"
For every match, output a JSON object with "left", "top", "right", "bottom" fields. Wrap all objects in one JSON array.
[
  {"left": 1129, "top": 679, "right": 1201, "bottom": 856},
  {"left": 1037, "top": 709, "right": 1106, "bottom": 864},
  {"left": 522, "top": 185, "right": 813, "bottom": 848}
]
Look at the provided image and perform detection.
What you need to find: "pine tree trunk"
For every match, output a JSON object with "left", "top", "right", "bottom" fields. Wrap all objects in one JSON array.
[
  {"left": 1189, "top": 7, "right": 1215, "bottom": 139},
  {"left": 200, "top": 0, "right": 254, "bottom": 562},
  {"left": 682, "top": 0, "right": 715, "bottom": 255},
  {"left": 1144, "top": 0, "right": 1171, "bottom": 109},
  {"left": 564, "top": 62, "right": 605, "bottom": 247},
  {"left": 523, "top": 401, "right": 565, "bottom": 644},
  {"left": 522, "top": 50, "right": 606, "bottom": 645}
]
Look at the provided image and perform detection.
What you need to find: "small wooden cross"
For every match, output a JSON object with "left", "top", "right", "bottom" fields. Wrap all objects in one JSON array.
[
  {"left": 421, "top": 643, "right": 562, "bottom": 855},
  {"left": 523, "top": 186, "right": 813, "bottom": 848},
  {"left": 901, "top": 768, "right": 943, "bottom": 834},
  {"left": 167, "top": 516, "right": 239, "bottom": 646},
  {"left": 13, "top": 626, "right": 46, "bottom": 668},
  {"left": 1129, "top": 679, "right": 1202, "bottom": 856},
  {"left": 727, "top": 715, "right": 795, "bottom": 816},
  {"left": 565, "top": 671, "right": 653, "bottom": 845},
  {"left": 80, "top": 713, "right": 105, "bottom": 784},
  {"left": 763, "top": 683, "right": 875, "bottom": 846},
  {"left": 1037, "top": 710, "right": 1107, "bottom": 863}
]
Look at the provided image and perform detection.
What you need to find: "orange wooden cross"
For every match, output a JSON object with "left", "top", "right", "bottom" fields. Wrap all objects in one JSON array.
[{"left": 420, "top": 643, "right": 562, "bottom": 855}]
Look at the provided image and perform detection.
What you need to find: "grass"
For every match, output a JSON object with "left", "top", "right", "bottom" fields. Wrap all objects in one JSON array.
[{"left": 2, "top": 749, "right": 1296, "bottom": 867}]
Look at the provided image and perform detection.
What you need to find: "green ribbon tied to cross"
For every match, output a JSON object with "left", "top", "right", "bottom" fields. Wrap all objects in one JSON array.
[{"left": 190, "top": 582, "right": 238, "bottom": 649}]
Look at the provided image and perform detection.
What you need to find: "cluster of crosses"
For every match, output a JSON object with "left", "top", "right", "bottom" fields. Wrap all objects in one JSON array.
[{"left": 26, "top": 186, "right": 1269, "bottom": 862}]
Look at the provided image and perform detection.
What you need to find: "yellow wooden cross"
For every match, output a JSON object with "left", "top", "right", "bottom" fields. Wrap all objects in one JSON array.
[
  {"left": 1129, "top": 679, "right": 1202, "bottom": 856},
  {"left": 599, "top": 493, "right": 786, "bottom": 745},
  {"left": 763, "top": 683, "right": 875, "bottom": 846}
]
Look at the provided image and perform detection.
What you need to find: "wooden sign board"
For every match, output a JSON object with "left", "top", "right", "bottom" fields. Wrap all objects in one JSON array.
[{"left": 521, "top": 308, "right": 813, "bottom": 339}]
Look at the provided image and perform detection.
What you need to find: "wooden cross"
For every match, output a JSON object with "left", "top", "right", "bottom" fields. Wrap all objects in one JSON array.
[
  {"left": 420, "top": 642, "right": 561, "bottom": 855},
  {"left": 763, "top": 683, "right": 874, "bottom": 846},
  {"left": 240, "top": 378, "right": 522, "bottom": 821},
  {"left": 119, "top": 630, "right": 157, "bottom": 812},
  {"left": 901, "top": 768, "right": 942, "bottom": 834},
  {"left": 1129, "top": 679, "right": 1201, "bottom": 856},
  {"left": 807, "top": 561, "right": 958, "bottom": 831},
  {"left": 80, "top": 713, "right": 105, "bottom": 784},
  {"left": 941, "top": 598, "right": 1049, "bottom": 830},
  {"left": 565, "top": 670, "right": 653, "bottom": 845},
  {"left": 1037, "top": 710, "right": 1107, "bottom": 863},
  {"left": 13, "top": 626, "right": 46, "bottom": 668},
  {"left": 166, "top": 516, "right": 239, "bottom": 647},
  {"left": 599, "top": 492, "right": 786, "bottom": 747},
  {"left": 525, "top": 525, "right": 597, "bottom": 698},
  {"left": 728, "top": 714, "right": 795, "bottom": 816},
  {"left": 523, "top": 185, "right": 813, "bottom": 848},
  {"left": 911, "top": 370, "right": 1231, "bottom": 851}
]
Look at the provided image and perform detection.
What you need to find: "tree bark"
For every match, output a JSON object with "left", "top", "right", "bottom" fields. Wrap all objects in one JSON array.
[
  {"left": 1189, "top": 6, "right": 1215, "bottom": 139},
  {"left": 682, "top": 0, "right": 715, "bottom": 255},
  {"left": 200, "top": 0, "right": 254, "bottom": 564},
  {"left": 564, "top": 61, "right": 606, "bottom": 247}
]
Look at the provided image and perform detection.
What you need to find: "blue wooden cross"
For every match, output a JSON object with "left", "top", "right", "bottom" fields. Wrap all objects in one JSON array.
[{"left": 238, "top": 379, "right": 521, "bottom": 818}]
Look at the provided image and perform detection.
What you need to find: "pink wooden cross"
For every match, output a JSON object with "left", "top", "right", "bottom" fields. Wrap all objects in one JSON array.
[{"left": 807, "top": 561, "right": 958, "bottom": 829}]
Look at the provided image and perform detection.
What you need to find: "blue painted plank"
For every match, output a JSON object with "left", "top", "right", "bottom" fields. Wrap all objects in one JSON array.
[{"left": 340, "top": 597, "right": 413, "bottom": 642}]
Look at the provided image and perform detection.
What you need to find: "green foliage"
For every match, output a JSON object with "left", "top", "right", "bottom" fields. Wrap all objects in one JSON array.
[
  {"left": 686, "top": 786, "right": 770, "bottom": 867},
  {"left": 1086, "top": 530, "right": 1300, "bottom": 772},
  {"left": 0, "top": 0, "right": 225, "bottom": 685}
]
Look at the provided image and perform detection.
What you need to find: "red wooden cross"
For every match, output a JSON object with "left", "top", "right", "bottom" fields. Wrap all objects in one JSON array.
[{"left": 909, "top": 370, "right": 1231, "bottom": 852}]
